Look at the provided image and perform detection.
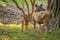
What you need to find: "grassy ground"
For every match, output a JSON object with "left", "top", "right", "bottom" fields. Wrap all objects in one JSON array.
[{"left": 0, "top": 23, "right": 60, "bottom": 40}]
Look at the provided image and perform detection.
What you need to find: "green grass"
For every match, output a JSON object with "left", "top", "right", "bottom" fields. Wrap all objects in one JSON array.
[{"left": 0, "top": 23, "right": 60, "bottom": 40}]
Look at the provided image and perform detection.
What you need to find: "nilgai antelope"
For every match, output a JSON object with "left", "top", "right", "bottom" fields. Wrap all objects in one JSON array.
[{"left": 32, "top": 4, "right": 52, "bottom": 35}]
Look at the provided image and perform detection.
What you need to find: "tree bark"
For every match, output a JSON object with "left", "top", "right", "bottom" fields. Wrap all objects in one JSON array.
[{"left": 48, "top": 0, "right": 60, "bottom": 30}]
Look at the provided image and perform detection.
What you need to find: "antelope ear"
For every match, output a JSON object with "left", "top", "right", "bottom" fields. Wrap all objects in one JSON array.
[
  {"left": 40, "top": 4, "right": 43, "bottom": 6},
  {"left": 35, "top": 4, "right": 38, "bottom": 7}
]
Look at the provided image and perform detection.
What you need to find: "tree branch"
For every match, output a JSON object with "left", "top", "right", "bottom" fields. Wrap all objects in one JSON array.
[
  {"left": 30, "top": 0, "right": 33, "bottom": 4},
  {"left": 13, "top": 0, "right": 25, "bottom": 16},
  {"left": 24, "top": 0, "right": 30, "bottom": 16},
  {"left": 30, "top": 0, "right": 35, "bottom": 15}
]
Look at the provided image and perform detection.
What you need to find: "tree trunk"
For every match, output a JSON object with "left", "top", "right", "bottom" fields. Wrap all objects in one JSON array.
[{"left": 48, "top": 0, "right": 60, "bottom": 30}]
